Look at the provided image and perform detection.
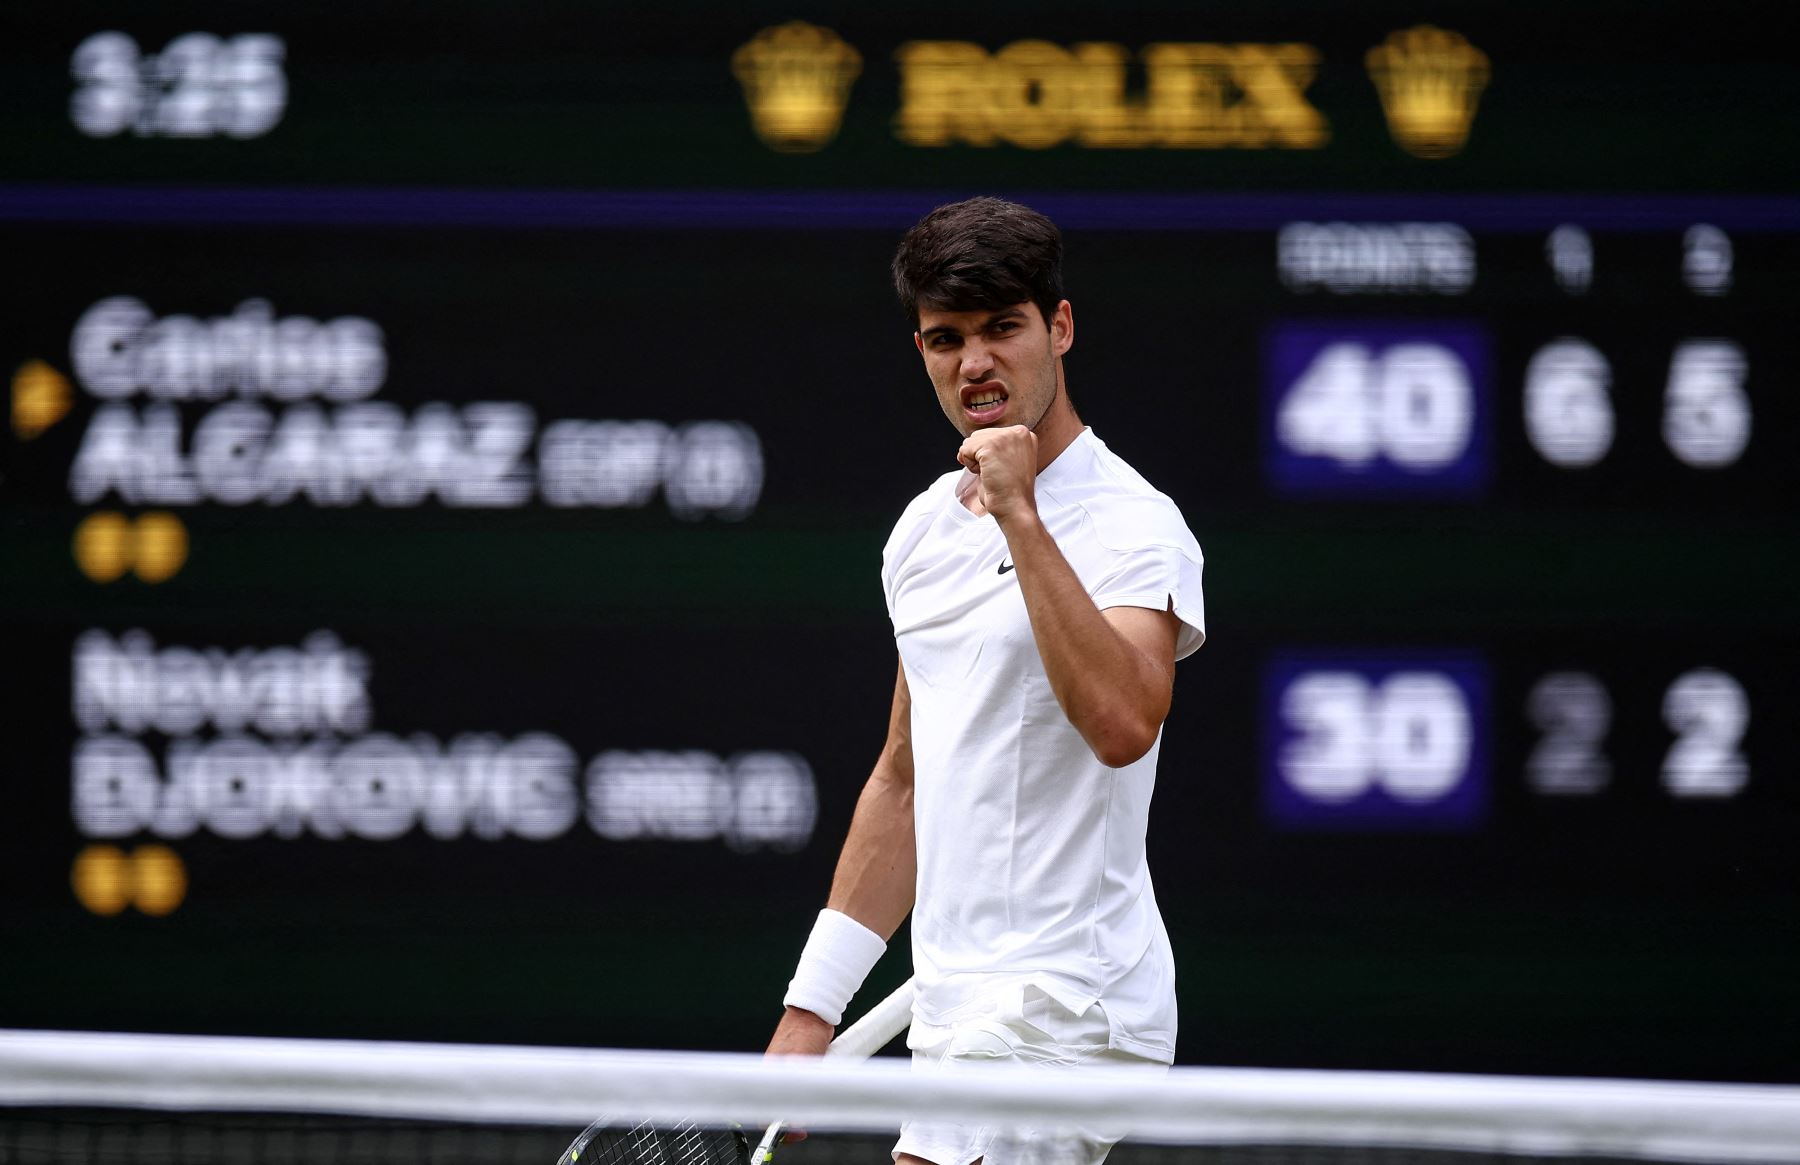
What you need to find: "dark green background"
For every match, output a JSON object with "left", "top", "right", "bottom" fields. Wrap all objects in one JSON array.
[{"left": 1, "top": 1, "right": 1797, "bottom": 1087}]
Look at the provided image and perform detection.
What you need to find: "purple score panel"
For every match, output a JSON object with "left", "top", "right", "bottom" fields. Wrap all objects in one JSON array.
[
  {"left": 1264, "top": 320, "right": 1493, "bottom": 498},
  {"left": 1262, "top": 651, "right": 1490, "bottom": 832}
]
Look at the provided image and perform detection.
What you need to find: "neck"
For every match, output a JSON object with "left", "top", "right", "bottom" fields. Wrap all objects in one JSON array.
[{"left": 1030, "top": 362, "right": 1083, "bottom": 471}]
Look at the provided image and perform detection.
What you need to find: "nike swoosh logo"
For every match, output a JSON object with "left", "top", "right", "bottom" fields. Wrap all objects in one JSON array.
[{"left": 997, "top": 560, "right": 1015, "bottom": 575}]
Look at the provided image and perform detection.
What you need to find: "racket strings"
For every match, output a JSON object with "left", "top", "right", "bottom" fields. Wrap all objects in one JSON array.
[{"left": 563, "top": 1118, "right": 749, "bottom": 1165}]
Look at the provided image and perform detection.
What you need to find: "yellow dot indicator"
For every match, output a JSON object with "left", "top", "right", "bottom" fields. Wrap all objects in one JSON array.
[
  {"left": 72, "top": 844, "right": 190, "bottom": 916},
  {"left": 73, "top": 512, "right": 133, "bottom": 583},
  {"left": 12, "top": 359, "right": 72, "bottom": 440},
  {"left": 133, "top": 512, "right": 189, "bottom": 583},
  {"left": 74, "top": 511, "right": 191, "bottom": 584},
  {"left": 132, "top": 844, "right": 188, "bottom": 916},
  {"left": 72, "top": 845, "right": 132, "bottom": 916}
]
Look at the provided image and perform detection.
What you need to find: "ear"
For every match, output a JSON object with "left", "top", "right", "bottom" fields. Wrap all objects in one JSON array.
[
  {"left": 913, "top": 331, "right": 925, "bottom": 355},
  {"left": 1050, "top": 300, "right": 1074, "bottom": 357}
]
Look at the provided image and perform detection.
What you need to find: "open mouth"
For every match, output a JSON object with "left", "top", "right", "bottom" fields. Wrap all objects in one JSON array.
[{"left": 962, "top": 386, "right": 1008, "bottom": 420}]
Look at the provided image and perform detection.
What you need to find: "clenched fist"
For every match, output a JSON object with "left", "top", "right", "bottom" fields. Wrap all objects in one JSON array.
[{"left": 957, "top": 425, "right": 1039, "bottom": 523}]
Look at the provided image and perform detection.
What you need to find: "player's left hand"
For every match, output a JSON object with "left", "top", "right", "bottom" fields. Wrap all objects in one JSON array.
[{"left": 958, "top": 425, "right": 1038, "bottom": 522}]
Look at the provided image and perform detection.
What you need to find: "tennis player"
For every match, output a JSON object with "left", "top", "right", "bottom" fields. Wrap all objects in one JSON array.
[{"left": 767, "top": 197, "right": 1206, "bottom": 1165}]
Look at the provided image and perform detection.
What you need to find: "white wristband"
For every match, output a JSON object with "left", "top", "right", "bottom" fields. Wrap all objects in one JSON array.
[{"left": 782, "top": 908, "right": 887, "bottom": 1027}]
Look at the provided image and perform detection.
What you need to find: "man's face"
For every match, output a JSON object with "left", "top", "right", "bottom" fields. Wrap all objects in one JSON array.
[{"left": 914, "top": 299, "right": 1073, "bottom": 437}]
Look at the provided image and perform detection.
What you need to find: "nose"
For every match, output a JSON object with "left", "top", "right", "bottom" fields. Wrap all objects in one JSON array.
[{"left": 960, "top": 338, "right": 994, "bottom": 382}]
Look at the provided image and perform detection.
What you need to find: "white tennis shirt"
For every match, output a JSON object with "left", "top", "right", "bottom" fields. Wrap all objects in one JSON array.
[{"left": 881, "top": 428, "right": 1205, "bottom": 1062}]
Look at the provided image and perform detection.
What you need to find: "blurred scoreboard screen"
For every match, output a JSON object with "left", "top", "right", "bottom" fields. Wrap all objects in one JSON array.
[{"left": 2, "top": 2, "right": 1796, "bottom": 1081}]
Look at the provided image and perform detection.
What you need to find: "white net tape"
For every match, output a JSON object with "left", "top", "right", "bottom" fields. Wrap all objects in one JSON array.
[{"left": 3, "top": 1029, "right": 1798, "bottom": 1164}]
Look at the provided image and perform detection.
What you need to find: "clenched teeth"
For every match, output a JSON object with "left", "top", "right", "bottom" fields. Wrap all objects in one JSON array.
[{"left": 967, "top": 391, "right": 1006, "bottom": 407}]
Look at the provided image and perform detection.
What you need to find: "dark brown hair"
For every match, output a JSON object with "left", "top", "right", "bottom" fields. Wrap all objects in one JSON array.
[{"left": 892, "top": 197, "right": 1064, "bottom": 327}]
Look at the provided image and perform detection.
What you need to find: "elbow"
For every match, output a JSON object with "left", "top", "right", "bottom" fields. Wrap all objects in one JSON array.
[
  {"left": 1092, "top": 738, "right": 1155, "bottom": 769},
  {"left": 1084, "top": 713, "right": 1162, "bottom": 769},
  {"left": 1065, "top": 672, "right": 1172, "bottom": 769}
]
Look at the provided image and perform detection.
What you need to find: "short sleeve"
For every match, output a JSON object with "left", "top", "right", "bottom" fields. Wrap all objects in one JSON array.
[
  {"left": 1090, "top": 541, "right": 1206, "bottom": 659},
  {"left": 879, "top": 545, "right": 897, "bottom": 621},
  {"left": 882, "top": 473, "right": 959, "bottom": 623}
]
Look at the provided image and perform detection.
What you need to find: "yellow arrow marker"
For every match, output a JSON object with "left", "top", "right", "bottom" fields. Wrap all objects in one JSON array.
[{"left": 12, "top": 359, "right": 72, "bottom": 439}]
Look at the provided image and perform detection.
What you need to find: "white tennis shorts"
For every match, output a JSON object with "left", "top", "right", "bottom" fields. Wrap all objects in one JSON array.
[{"left": 891, "top": 985, "right": 1166, "bottom": 1165}]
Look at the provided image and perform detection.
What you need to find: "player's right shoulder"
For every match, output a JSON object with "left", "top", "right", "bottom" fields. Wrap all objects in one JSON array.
[
  {"left": 881, "top": 470, "right": 960, "bottom": 566},
  {"left": 889, "top": 470, "right": 960, "bottom": 534}
]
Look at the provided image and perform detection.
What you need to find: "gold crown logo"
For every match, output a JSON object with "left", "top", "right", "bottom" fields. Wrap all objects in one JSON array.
[
  {"left": 1365, "top": 26, "right": 1489, "bottom": 159},
  {"left": 732, "top": 22, "right": 863, "bottom": 154}
]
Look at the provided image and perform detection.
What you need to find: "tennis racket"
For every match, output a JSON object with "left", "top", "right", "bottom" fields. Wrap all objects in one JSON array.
[{"left": 555, "top": 978, "right": 914, "bottom": 1165}]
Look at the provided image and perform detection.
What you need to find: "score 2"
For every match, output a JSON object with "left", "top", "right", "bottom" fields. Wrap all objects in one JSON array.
[{"left": 1265, "top": 321, "right": 1492, "bottom": 497}]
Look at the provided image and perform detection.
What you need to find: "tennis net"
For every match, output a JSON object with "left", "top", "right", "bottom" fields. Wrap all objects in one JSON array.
[{"left": 3, "top": 1027, "right": 1797, "bottom": 1165}]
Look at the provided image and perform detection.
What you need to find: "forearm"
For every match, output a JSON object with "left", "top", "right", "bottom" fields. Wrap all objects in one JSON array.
[
  {"left": 770, "top": 767, "right": 911, "bottom": 1050},
  {"left": 1000, "top": 512, "right": 1172, "bottom": 767},
  {"left": 825, "top": 748, "right": 916, "bottom": 940},
  {"left": 769, "top": 669, "right": 915, "bottom": 1052}
]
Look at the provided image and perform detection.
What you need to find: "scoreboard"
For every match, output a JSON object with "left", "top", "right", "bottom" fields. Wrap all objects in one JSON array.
[{"left": 2, "top": 1, "right": 1796, "bottom": 1083}]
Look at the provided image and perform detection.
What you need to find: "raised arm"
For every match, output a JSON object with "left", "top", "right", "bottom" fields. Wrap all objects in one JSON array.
[
  {"left": 960, "top": 426, "right": 1181, "bottom": 768},
  {"left": 1004, "top": 521, "right": 1178, "bottom": 768},
  {"left": 766, "top": 661, "right": 915, "bottom": 1055}
]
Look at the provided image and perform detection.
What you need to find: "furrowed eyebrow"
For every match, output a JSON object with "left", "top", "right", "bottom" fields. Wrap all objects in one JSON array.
[{"left": 920, "top": 309, "right": 1027, "bottom": 340}]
